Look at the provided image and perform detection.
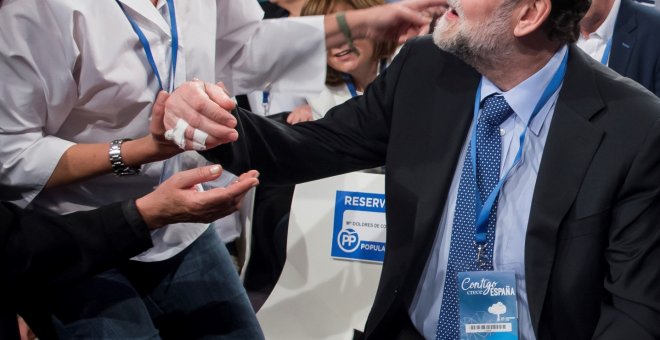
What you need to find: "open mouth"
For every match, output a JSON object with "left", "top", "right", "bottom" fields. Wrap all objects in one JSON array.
[
  {"left": 334, "top": 48, "right": 355, "bottom": 58},
  {"left": 447, "top": 7, "right": 459, "bottom": 17}
]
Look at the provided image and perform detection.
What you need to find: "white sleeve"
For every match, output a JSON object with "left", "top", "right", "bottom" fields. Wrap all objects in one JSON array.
[
  {"left": 215, "top": 0, "right": 326, "bottom": 96},
  {"left": 0, "top": 1, "right": 78, "bottom": 207}
]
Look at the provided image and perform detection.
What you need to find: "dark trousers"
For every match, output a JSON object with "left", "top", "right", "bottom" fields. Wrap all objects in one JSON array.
[{"left": 29, "top": 227, "right": 263, "bottom": 340}]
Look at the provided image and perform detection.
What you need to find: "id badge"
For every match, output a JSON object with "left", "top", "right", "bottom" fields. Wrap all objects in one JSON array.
[{"left": 457, "top": 271, "right": 518, "bottom": 339}]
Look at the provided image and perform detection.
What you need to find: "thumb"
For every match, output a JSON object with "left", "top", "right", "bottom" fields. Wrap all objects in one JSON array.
[
  {"left": 172, "top": 165, "right": 224, "bottom": 189},
  {"left": 150, "top": 91, "right": 171, "bottom": 134}
]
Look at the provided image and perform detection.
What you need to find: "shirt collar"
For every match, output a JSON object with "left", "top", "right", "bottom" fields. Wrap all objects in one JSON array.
[
  {"left": 594, "top": 0, "right": 622, "bottom": 40},
  {"left": 480, "top": 44, "right": 568, "bottom": 135},
  {"left": 155, "top": 0, "right": 168, "bottom": 10},
  {"left": 116, "top": 0, "right": 173, "bottom": 36}
]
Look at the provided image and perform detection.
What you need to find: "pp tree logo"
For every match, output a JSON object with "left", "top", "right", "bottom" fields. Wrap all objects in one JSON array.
[{"left": 337, "top": 228, "right": 360, "bottom": 253}]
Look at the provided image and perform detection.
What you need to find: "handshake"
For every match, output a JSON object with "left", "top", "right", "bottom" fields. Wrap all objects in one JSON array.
[
  {"left": 137, "top": 80, "right": 258, "bottom": 229},
  {"left": 150, "top": 79, "right": 241, "bottom": 152}
]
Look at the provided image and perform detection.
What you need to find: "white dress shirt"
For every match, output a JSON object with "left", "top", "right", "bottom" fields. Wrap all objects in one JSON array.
[
  {"left": 0, "top": 0, "right": 326, "bottom": 261},
  {"left": 409, "top": 46, "right": 568, "bottom": 340},
  {"left": 576, "top": 0, "right": 621, "bottom": 65}
]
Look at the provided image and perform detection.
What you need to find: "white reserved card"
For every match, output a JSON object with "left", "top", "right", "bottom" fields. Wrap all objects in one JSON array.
[{"left": 331, "top": 190, "right": 386, "bottom": 262}]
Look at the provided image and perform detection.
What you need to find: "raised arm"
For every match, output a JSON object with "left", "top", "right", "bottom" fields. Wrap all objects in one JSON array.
[{"left": 323, "top": 0, "right": 446, "bottom": 48}]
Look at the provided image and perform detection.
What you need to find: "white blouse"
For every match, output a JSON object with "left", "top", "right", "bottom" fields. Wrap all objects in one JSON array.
[
  {"left": 306, "top": 84, "right": 358, "bottom": 120},
  {"left": 0, "top": 0, "right": 326, "bottom": 260}
]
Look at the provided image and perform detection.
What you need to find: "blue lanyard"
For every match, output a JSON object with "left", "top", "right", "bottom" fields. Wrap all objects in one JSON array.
[
  {"left": 470, "top": 50, "right": 569, "bottom": 246},
  {"left": 116, "top": 0, "right": 179, "bottom": 93},
  {"left": 342, "top": 74, "right": 359, "bottom": 98},
  {"left": 262, "top": 91, "right": 270, "bottom": 114},
  {"left": 600, "top": 38, "right": 613, "bottom": 65},
  {"left": 343, "top": 59, "right": 389, "bottom": 98}
]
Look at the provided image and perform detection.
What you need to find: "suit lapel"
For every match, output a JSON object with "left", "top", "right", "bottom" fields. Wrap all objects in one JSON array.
[
  {"left": 402, "top": 57, "right": 479, "bottom": 300},
  {"left": 525, "top": 46, "right": 605, "bottom": 332},
  {"left": 609, "top": 0, "right": 637, "bottom": 75}
]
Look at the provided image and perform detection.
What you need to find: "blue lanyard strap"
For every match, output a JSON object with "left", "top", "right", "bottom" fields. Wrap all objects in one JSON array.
[
  {"left": 262, "top": 91, "right": 270, "bottom": 114},
  {"left": 342, "top": 74, "right": 359, "bottom": 98},
  {"left": 470, "top": 50, "right": 569, "bottom": 245},
  {"left": 344, "top": 60, "right": 389, "bottom": 98},
  {"left": 116, "top": 0, "right": 179, "bottom": 93},
  {"left": 600, "top": 38, "right": 613, "bottom": 65}
]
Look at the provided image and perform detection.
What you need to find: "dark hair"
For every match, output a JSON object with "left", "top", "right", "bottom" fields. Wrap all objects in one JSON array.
[
  {"left": 301, "top": 0, "right": 397, "bottom": 86},
  {"left": 546, "top": 0, "right": 591, "bottom": 43}
]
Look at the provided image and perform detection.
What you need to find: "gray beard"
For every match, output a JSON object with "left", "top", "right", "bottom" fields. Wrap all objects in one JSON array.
[
  {"left": 432, "top": 3, "right": 516, "bottom": 73},
  {"left": 435, "top": 32, "right": 496, "bottom": 71}
]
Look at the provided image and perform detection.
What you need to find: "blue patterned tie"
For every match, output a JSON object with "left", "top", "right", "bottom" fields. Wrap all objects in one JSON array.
[{"left": 436, "top": 95, "right": 513, "bottom": 340}]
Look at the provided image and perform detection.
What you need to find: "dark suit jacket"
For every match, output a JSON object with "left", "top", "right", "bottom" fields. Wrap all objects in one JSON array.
[
  {"left": 610, "top": 0, "right": 660, "bottom": 96},
  {"left": 205, "top": 38, "right": 660, "bottom": 339},
  {"left": 0, "top": 201, "right": 152, "bottom": 339}
]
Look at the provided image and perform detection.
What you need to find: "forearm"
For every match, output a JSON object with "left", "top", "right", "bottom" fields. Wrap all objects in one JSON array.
[
  {"left": 323, "top": 0, "right": 440, "bottom": 49},
  {"left": 45, "top": 136, "right": 180, "bottom": 189},
  {"left": 202, "top": 107, "right": 380, "bottom": 185},
  {"left": 323, "top": 10, "right": 368, "bottom": 49},
  {"left": 1, "top": 201, "right": 152, "bottom": 288},
  {"left": 219, "top": 16, "right": 326, "bottom": 95}
]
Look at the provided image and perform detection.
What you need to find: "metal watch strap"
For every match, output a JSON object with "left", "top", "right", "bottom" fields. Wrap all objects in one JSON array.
[{"left": 109, "top": 139, "right": 141, "bottom": 176}]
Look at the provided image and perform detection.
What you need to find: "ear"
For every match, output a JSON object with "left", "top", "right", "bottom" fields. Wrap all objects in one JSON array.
[{"left": 513, "top": 0, "right": 552, "bottom": 38}]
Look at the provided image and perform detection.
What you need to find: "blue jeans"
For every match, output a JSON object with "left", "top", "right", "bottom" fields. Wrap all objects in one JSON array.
[{"left": 50, "top": 226, "right": 263, "bottom": 339}]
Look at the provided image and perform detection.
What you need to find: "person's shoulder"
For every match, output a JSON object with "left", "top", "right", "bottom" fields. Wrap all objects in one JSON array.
[
  {"left": 625, "top": 0, "right": 660, "bottom": 30},
  {"left": 598, "top": 67, "right": 659, "bottom": 114},
  {"left": 401, "top": 35, "right": 453, "bottom": 60},
  {"left": 628, "top": 0, "right": 660, "bottom": 18},
  {"left": 583, "top": 50, "right": 660, "bottom": 125},
  {"left": 0, "top": 0, "right": 77, "bottom": 31},
  {"left": 0, "top": 0, "right": 77, "bottom": 14},
  {"left": 574, "top": 62, "right": 660, "bottom": 157},
  {"left": 0, "top": 0, "right": 81, "bottom": 58},
  {"left": 0, "top": 0, "right": 40, "bottom": 20},
  {"left": 597, "top": 64, "right": 658, "bottom": 106},
  {"left": 0, "top": 0, "right": 52, "bottom": 47}
]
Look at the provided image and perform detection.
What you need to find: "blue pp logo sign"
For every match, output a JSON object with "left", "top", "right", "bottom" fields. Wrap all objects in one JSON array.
[
  {"left": 337, "top": 228, "right": 360, "bottom": 253},
  {"left": 332, "top": 191, "right": 387, "bottom": 263}
]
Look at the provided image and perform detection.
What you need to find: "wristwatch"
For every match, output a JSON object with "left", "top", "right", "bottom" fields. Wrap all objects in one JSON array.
[{"left": 109, "top": 139, "right": 141, "bottom": 176}]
